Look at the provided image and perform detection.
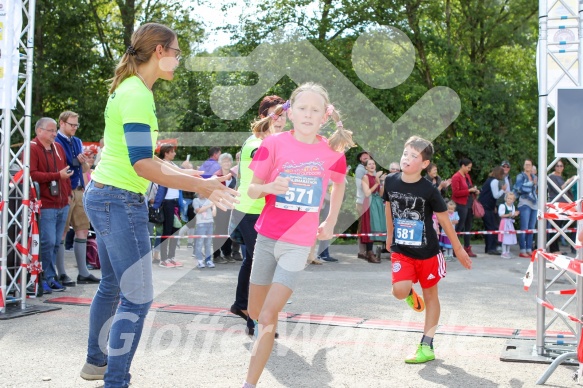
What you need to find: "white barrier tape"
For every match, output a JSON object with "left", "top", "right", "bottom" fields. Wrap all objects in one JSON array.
[{"left": 153, "top": 228, "right": 579, "bottom": 239}]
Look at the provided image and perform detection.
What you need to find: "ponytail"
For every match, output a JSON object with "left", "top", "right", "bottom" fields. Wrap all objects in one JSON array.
[
  {"left": 326, "top": 105, "right": 355, "bottom": 153},
  {"left": 108, "top": 23, "right": 176, "bottom": 94},
  {"left": 251, "top": 103, "right": 287, "bottom": 138}
]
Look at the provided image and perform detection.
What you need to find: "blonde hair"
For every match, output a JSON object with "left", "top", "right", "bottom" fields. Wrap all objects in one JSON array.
[
  {"left": 289, "top": 82, "right": 354, "bottom": 153},
  {"left": 505, "top": 192, "right": 516, "bottom": 201},
  {"left": 108, "top": 23, "right": 176, "bottom": 94},
  {"left": 59, "top": 111, "right": 79, "bottom": 123}
]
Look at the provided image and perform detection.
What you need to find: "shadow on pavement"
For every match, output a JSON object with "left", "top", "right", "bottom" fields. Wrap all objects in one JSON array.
[{"left": 418, "top": 359, "right": 498, "bottom": 387}]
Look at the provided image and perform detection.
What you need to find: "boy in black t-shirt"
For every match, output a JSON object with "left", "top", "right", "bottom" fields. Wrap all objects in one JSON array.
[{"left": 383, "top": 136, "right": 472, "bottom": 364}]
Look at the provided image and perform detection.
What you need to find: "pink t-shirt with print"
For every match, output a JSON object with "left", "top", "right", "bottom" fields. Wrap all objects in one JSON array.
[{"left": 250, "top": 131, "right": 347, "bottom": 246}]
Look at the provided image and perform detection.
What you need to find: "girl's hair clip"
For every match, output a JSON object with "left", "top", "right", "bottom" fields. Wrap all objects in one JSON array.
[
  {"left": 336, "top": 121, "right": 343, "bottom": 128},
  {"left": 282, "top": 100, "right": 291, "bottom": 111},
  {"left": 126, "top": 46, "right": 137, "bottom": 56},
  {"left": 326, "top": 104, "right": 335, "bottom": 116}
]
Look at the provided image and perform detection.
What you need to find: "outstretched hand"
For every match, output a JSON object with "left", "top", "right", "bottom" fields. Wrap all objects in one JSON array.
[{"left": 200, "top": 174, "right": 240, "bottom": 211}]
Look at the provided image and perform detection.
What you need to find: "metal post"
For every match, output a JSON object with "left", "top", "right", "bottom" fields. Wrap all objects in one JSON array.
[
  {"left": 0, "top": 0, "right": 17, "bottom": 313},
  {"left": 536, "top": 0, "right": 549, "bottom": 356},
  {"left": 577, "top": 0, "right": 583, "bottom": 351},
  {"left": 0, "top": 0, "right": 36, "bottom": 315},
  {"left": 18, "top": 0, "right": 37, "bottom": 308}
]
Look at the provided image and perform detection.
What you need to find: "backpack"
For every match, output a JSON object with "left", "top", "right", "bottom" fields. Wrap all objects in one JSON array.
[{"left": 86, "top": 238, "right": 100, "bottom": 270}]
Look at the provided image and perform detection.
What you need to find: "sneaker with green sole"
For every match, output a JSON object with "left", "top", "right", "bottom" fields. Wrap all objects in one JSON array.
[
  {"left": 405, "top": 343, "right": 435, "bottom": 364},
  {"left": 405, "top": 288, "right": 425, "bottom": 312}
]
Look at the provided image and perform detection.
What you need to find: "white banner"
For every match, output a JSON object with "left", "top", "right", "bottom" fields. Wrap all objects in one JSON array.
[{"left": 0, "top": 0, "right": 23, "bottom": 110}]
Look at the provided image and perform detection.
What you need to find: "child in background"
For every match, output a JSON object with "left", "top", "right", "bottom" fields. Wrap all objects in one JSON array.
[
  {"left": 192, "top": 193, "right": 216, "bottom": 268},
  {"left": 439, "top": 200, "right": 459, "bottom": 261},
  {"left": 498, "top": 192, "right": 519, "bottom": 259}
]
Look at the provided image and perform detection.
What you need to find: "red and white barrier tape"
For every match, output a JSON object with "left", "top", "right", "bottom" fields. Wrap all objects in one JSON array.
[
  {"left": 524, "top": 249, "right": 583, "bottom": 291},
  {"left": 542, "top": 201, "right": 583, "bottom": 221},
  {"left": 15, "top": 213, "right": 41, "bottom": 285},
  {"left": 537, "top": 297, "right": 583, "bottom": 324},
  {"left": 548, "top": 289, "right": 576, "bottom": 295},
  {"left": 154, "top": 228, "right": 579, "bottom": 239},
  {"left": 538, "top": 251, "right": 583, "bottom": 277}
]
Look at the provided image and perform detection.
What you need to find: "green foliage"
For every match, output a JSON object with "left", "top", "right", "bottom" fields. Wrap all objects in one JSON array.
[
  {"left": 34, "top": 0, "right": 112, "bottom": 140},
  {"left": 33, "top": 0, "right": 203, "bottom": 142},
  {"left": 211, "top": 0, "right": 539, "bottom": 186}
]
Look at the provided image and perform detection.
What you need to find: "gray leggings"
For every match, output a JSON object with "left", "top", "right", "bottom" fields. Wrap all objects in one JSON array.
[{"left": 250, "top": 234, "right": 311, "bottom": 291}]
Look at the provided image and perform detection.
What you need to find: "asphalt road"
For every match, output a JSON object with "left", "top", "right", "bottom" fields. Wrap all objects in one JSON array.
[{"left": 0, "top": 243, "right": 579, "bottom": 387}]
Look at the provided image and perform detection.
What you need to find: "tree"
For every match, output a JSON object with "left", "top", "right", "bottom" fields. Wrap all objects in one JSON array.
[
  {"left": 34, "top": 0, "right": 112, "bottom": 140},
  {"left": 218, "top": 0, "right": 539, "bottom": 184},
  {"left": 33, "top": 0, "right": 203, "bottom": 142}
]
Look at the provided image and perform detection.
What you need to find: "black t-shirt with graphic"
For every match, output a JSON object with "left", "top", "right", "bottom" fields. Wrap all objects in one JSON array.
[{"left": 382, "top": 172, "right": 447, "bottom": 259}]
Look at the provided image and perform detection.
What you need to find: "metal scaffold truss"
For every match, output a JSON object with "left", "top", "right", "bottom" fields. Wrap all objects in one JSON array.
[
  {"left": 0, "top": 0, "right": 38, "bottom": 317},
  {"left": 503, "top": 0, "right": 583, "bottom": 384}
]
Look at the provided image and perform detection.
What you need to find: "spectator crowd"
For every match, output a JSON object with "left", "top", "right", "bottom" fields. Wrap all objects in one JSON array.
[{"left": 30, "top": 112, "right": 578, "bottom": 290}]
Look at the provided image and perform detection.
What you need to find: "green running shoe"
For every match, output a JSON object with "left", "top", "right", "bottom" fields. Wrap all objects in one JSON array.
[
  {"left": 405, "top": 343, "right": 435, "bottom": 364},
  {"left": 405, "top": 288, "right": 425, "bottom": 312}
]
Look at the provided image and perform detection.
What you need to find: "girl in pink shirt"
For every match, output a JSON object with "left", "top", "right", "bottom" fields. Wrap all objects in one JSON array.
[{"left": 242, "top": 83, "right": 353, "bottom": 388}]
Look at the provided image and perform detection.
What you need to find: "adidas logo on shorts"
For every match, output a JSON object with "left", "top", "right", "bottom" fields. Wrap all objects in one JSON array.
[{"left": 427, "top": 273, "right": 435, "bottom": 280}]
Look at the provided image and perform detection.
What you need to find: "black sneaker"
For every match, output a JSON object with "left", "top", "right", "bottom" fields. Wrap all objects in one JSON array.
[
  {"left": 245, "top": 318, "right": 279, "bottom": 338},
  {"left": 214, "top": 256, "right": 228, "bottom": 264},
  {"left": 59, "top": 274, "right": 76, "bottom": 287},
  {"left": 48, "top": 278, "right": 66, "bottom": 292},
  {"left": 77, "top": 274, "right": 101, "bottom": 284},
  {"left": 230, "top": 304, "right": 248, "bottom": 321},
  {"left": 319, "top": 256, "right": 339, "bottom": 262}
]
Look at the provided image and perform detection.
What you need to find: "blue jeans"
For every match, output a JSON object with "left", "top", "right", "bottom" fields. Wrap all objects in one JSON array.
[
  {"left": 83, "top": 181, "right": 153, "bottom": 388},
  {"left": 39, "top": 205, "right": 70, "bottom": 281},
  {"left": 194, "top": 222, "right": 213, "bottom": 261},
  {"left": 518, "top": 205, "right": 538, "bottom": 252},
  {"left": 181, "top": 198, "right": 192, "bottom": 222}
]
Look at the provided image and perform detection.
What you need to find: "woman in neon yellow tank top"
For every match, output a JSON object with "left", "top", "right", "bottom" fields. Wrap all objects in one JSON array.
[{"left": 80, "top": 23, "right": 238, "bottom": 388}]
